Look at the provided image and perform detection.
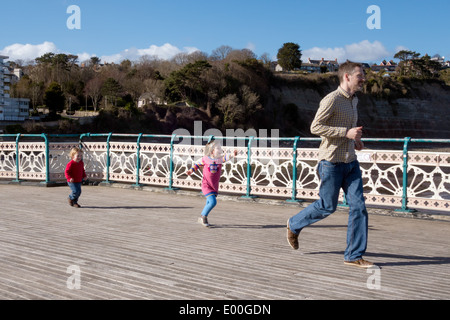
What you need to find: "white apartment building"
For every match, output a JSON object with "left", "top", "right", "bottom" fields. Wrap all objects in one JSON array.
[{"left": 0, "top": 55, "right": 30, "bottom": 121}]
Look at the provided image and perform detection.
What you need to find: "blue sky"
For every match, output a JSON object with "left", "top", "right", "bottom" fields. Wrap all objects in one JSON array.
[{"left": 1, "top": 0, "right": 449, "bottom": 65}]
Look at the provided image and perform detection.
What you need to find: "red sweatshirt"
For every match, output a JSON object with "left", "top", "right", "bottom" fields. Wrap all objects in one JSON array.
[{"left": 65, "top": 160, "right": 87, "bottom": 183}]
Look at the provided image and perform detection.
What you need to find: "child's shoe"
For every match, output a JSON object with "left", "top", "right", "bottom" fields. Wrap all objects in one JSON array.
[
  {"left": 68, "top": 198, "right": 74, "bottom": 207},
  {"left": 198, "top": 216, "right": 210, "bottom": 227},
  {"left": 73, "top": 202, "right": 81, "bottom": 208}
]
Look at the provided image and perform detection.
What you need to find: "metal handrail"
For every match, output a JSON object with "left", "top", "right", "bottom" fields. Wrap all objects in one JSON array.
[{"left": 1, "top": 133, "right": 449, "bottom": 212}]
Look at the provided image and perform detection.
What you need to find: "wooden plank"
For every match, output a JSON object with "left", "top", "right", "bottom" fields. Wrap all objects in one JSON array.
[{"left": 0, "top": 184, "right": 449, "bottom": 300}]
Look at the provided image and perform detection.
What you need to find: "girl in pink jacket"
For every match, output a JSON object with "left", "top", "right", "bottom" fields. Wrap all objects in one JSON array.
[{"left": 187, "top": 140, "right": 237, "bottom": 227}]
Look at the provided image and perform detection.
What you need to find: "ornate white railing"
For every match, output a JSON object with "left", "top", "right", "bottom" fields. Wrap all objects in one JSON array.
[{"left": 1, "top": 133, "right": 449, "bottom": 213}]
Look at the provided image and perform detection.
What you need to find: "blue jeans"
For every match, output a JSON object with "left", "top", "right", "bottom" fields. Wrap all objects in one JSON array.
[
  {"left": 288, "top": 160, "right": 368, "bottom": 261},
  {"left": 201, "top": 195, "right": 217, "bottom": 217},
  {"left": 68, "top": 182, "right": 82, "bottom": 203}
]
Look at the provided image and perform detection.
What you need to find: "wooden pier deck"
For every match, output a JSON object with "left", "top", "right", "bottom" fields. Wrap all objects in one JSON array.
[{"left": 0, "top": 183, "right": 449, "bottom": 301}]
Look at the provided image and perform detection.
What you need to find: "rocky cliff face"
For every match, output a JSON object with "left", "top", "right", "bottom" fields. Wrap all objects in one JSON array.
[{"left": 269, "top": 75, "right": 450, "bottom": 139}]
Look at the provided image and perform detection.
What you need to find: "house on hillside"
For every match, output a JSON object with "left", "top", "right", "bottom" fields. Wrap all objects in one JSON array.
[
  {"left": 137, "top": 92, "right": 167, "bottom": 108},
  {"left": 275, "top": 57, "right": 340, "bottom": 73},
  {"left": 431, "top": 55, "right": 445, "bottom": 65},
  {"left": 305, "top": 58, "right": 339, "bottom": 72},
  {"left": 371, "top": 60, "right": 397, "bottom": 73},
  {"left": 274, "top": 63, "right": 284, "bottom": 72},
  {"left": 299, "top": 63, "right": 321, "bottom": 73},
  {"left": 430, "top": 56, "right": 450, "bottom": 69}
]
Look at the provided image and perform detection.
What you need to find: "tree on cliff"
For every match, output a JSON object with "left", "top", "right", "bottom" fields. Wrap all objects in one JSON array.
[
  {"left": 394, "top": 50, "right": 441, "bottom": 79},
  {"left": 101, "top": 78, "right": 122, "bottom": 107},
  {"left": 394, "top": 50, "right": 420, "bottom": 76},
  {"left": 164, "top": 60, "right": 212, "bottom": 102},
  {"left": 85, "top": 77, "right": 103, "bottom": 112},
  {"left": 277, "top": 42, "right": 302, "bottom": 71},
  {"left": 44, "top": 82, "right": 65, "bottom": 116},
  {"left": 35, "top": 52, "right": 78, "bottom": 85}
]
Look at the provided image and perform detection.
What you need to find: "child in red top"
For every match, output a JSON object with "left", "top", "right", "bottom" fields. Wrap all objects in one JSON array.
[
  {"left": 65, "top": 147, "right": 87, "bottom": 208},
  {"left": 187, "top": 140, "right": 237, "bottom": 227}
]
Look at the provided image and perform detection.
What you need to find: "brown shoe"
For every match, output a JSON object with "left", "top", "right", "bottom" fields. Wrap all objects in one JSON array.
[
  {"left": 287, "top": 219, "right": 299, "bottom": 250},
  {"left": 73, "top": 203, "right": 81, "bottom": 208},
  {"left": 68, "top": 198, "right": 74, "bottom": 206},
  {"left": 344, "top": 258, "right": 375, "bottom": 268}
]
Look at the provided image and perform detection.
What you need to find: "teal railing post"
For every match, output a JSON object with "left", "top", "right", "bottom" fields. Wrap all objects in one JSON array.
[
  {"left": 396, "top": 137, "right": 417, "bottom": 213},
  {"left": 286, "top": 136, "right": 303, "bottom": 203},
  {"left": 78, "top": 132, "right": 89, "bottom": 150},
  {"left": 105, "top": 133, "right": 113, "bottom": 184},
  {"left": 40, "top": 133, "right": 55, "bottom": 186},
  {"left": 79, "top": 132, "right": 90, "bottom": 184},
  {"left": 165, "top": 134, "right": 179, "bottom": 191},
  {"left": 132, "top": 133, "right": 143, "bottom": 188},
  {"left": 338, "top": 181, "right": 349, "bottom": 207},
  {"left": 241, "top": 136, "right": 257, "bottom": 199},
  {"left": 12, "top": 133, "right": 22, "bottom": 183},
  {"left": 99, "top": 133, "right": 113, "bottom": 185}
]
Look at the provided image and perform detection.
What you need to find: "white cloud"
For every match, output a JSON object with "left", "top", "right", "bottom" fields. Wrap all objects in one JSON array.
[
  {"left": 302, "top": 40, "right": 390, "bottom": 63},
  {"left": 77, "top": 52, "right": 94, "bottom": 63},
  {"left": 0, "top": 41, "right": 200, "bottom": 64},
  {"left": 0, "top": 41, "right": 59, "bottom": 62},
  {"left": 394, "top": 45, "right": 409, "bottom": 54},
  {"left": 246, "top": 42, "right": 256, "bottom": 52}
]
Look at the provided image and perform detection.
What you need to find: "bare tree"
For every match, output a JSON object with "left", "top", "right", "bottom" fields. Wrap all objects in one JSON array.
[
  {"left": 85, "top": 77, "right": 103, "bottom": 111},
  {"left": 217, "top": 93, "right": 244, "bottom": 127},
  {"left": 240, "top": 85, "right": 262, "bottom": 119},
  {"left": 211, "top": 45, "right": 233, "bottom": 61},
  {"left": 122, "top": 76, "right": 145, "bottom": 106},
  {"left": 259, "top": 52, "right": 272, "bottom": 68},
  {"left": 226, "top": 49, "right": 257, "bottom": 62},
  {"left": 143, "top": 78, "right": 165, "bottom": 104}
]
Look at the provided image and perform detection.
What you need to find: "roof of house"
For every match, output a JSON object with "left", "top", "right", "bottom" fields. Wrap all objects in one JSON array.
[{"left": 307, "top": 58, "right": 339, "bottom": 65}]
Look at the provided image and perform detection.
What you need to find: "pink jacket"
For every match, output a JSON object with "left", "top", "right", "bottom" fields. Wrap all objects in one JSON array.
[{"left": 190, "top": 154, "right": 232, "bottom": 196}]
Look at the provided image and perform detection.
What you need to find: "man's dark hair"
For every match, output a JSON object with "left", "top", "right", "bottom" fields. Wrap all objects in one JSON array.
[{"left": 338, "top": 61, "right": 363, "bottom": 83}]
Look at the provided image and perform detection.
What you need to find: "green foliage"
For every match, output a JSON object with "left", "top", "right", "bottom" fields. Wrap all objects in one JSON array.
[
  {"left": 440, "top": 69, "right": 450, "bottom": 86},
  {"left": 276, "top": 42, "right": 302, "bottom": 71},
  {"left": 44, "top": 82, "right": 65, "bottom": 114},
  {"left": 164, "top": 60, "right": 212, "bottom": 103},
  {"left": 363, "top": 69, "right": 411, "bottom": 100},
  {"left": 101, "top": 78, "right": 122, "bottom": 106},
  {"left": 393, "top": 50, "right": 420, "bottom": 62},
  {"left": 394, "top": 50, "right": 442, "bottom": 79},
  {"left": 35, "top": 52, "right": 78, "bottom": 67}
]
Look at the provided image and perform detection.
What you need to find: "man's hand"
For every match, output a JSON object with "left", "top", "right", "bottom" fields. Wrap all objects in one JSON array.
[
  {"left": 355, "top": 140, "right": 364, "bottom": 151},
  {"left": 346, "top": 126, "right": 363, "bottom": 141}
]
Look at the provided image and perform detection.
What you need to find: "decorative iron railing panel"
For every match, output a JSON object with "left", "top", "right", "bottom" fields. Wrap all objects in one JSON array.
[{"left": 1, "top": 134, "right": 449, "bottom": 213}]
